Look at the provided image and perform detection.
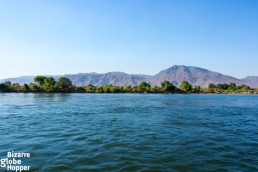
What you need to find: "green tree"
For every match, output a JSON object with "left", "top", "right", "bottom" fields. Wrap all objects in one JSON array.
[
  {"left": 137, "top": 82, "right": 151, "bottom": 93},
  {"left": 21, "top": 84, "right": 30, "bottom": 92},
  {"left": 194, "top": 85, "right": 201, "bottom": 92},
  {"left": 56, "top": 77, "right": 73, "bottom": 91},
  {"left": 110, "top": 85, "right": 122, "bottom": 93},
  {"left": 240, "top": 84, "right": 251, "bottom": 90},
  {"left": 229, "top": 82, "right": 237, "bottom": 91},
  {"left": 161, "top": 80, "right": 176, "bottom": 93},
  {"left": 95, "top": 86, "right": 104, "bottom": 93},
  {"left": 0, "top": 83, "right": 10, "bottom": 92},
  {"left": 151, "top": 85, "right": 162, "bottom": 93},
  {"left": 180, "top": 81, "right": 192, "bottom": 92},
  {"left": 77, "top": 86, "right": 86, "bottom": 93},
  {"left": 132, "top": 86, "right": 138, "bottom": 92},
  {"left": 229, "top": 82, "right": 236, "bottom": 88},
  {"left": 43, "top": 77, "right": 56, "bottom": 92},
  {"left": 33, "top": 76, "right": 57, "bottom": 92},
  {"left": 103, "top": 85, "right": 112, "bottom": 93},
  {"left": 208, "top": 83, "right": 216, "bottom": 89},
  {"left": 34, "top": 76, "right": 47, "bottom": 85},
  {"left": 11, "top": 83, "right": 21, "bottom": 91},
  {"left": 122, "top": 85, "right": 132, "bottom": 93},
  {"left": 5, "top": 81, "right": 12, "bottom": 85},
  {"left": 29, "top": 83, "right": 40, "bottom": 91},
  {"left": 207, "top": 83, "right": 216, "bottom": 93},
  {"left": 85, "top": 84, "right": 96, "bottom": 93}
]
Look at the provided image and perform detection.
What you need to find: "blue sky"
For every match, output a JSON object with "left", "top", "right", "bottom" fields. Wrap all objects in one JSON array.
[{"left": 0, "top": 0, "right": 258, "bottom": 79}]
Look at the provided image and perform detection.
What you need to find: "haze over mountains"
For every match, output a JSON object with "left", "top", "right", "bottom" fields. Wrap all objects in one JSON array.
[{"left": 1, "top": 65, "right": 258, "bottom": 88}]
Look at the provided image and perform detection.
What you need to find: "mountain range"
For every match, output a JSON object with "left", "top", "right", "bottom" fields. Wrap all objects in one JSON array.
[{"left": 1, "top": 65, "right": 258, "bottom": 88}]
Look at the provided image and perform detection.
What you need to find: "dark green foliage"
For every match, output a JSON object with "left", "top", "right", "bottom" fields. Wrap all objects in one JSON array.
[
  {"left": 180, "top": 81, "right": 192, "bottom": 92},
  {"left": 29, "top": 83, "right": 41, "bottom": 92},
  {"left": 161, "top": 80, "right": 176, "bottom": 93},
  {"left": 0, "top": 82, "right": 20, "bottom": 92},
  {"left": 76, "top": 86, "right": 86, "bottom": 93},
  {"left": 0, "top": 83, "right": 10, "bottom": 92},
  {"left": 103, "top": 85, "right": 111, "bottom": 93},
  {"left": 216, "top": 84, "right": 229, "bottom": 90},
  {"left": 11, "top": 83, "right": 21, "bottom": 91},
  {"left": 85, "top": 84, "right": 96, "bottom": 93},
  {"left": 110, "top": 85, "right": 122, "bottom": 93},
  {"left": 21, "top": 84, "right": 30, "bottom": 92},
  {"left": 5, "top": 81, "right": 12, "bottom": 85},
  {"left": 137, "top": 82, "right": 151, "bottom": 93},
  {"left": 132, "top": 86, "right": 138, "bottom": 92},
  {"left": 208, "top": 83, "right": 216, "bottom": 89},
  {"left": 122, "top": 85, "right": 132, "bottom": 93},
  {"left": 36, "top": 77, "right": 56, "bottom": 92},
  {"left": 239, "top": 84, "right": 250, "bottom": 90},
  {"left": 194, "top": 85, "right": 201, "bottom": 92},
  {"left": 151, "top": 85, "right": 162, "bottom": 93},
  {"left": 34, "top": 76, "right": 47, "bottom": 85},
  {"left": 32, "top": 76, "right": 57, "bottom": 92},
  {"left": 95, "top": 86, "right": 104, "bottom": 93},
  {"left": 56, "top": 77, "right": 73, "bottom": 91},
  {"left": 203, "top": 82, "right": 255, "bottom": 93},
  {"left": 209, "top": 83, "right": 239, "bottom": 91},
  {"left": 0, "top": 79, "right": 255, "bottom": 94},
  {"left": 229, "top": 82, "right": 236, "bottom": 88}
]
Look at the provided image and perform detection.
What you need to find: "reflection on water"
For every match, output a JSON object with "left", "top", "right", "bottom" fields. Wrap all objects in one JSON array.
[{"left": 0, "top": 94, "right": 258, "bottom": 171}]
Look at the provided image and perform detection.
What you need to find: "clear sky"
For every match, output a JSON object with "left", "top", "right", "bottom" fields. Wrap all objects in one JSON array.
[{"left": 0, "top": 0, "right": 258, "bottom": 79}]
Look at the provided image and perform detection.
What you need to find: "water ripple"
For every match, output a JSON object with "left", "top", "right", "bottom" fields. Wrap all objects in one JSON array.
[{"left": 0, "top": 94, "right": 258, "bottom": 171}]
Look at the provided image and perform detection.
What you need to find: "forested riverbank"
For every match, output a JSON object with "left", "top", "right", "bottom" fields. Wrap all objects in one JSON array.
[{"left": 0, "top": 76, "right": 257, "bottom": 94}]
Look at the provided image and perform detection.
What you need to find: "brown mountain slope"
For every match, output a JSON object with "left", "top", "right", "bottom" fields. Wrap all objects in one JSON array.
[
  {"left": 241, "top": 76, "right": 258, "bottom": 88},
  {"left": 63, "top": 72, "right": 151, "bottom": 86},
  {"left": 147, "top": 65, "right": 244, "bottom": 87},
  {"left": 1, "top": 65, "right": 257, "bottom": 88}
]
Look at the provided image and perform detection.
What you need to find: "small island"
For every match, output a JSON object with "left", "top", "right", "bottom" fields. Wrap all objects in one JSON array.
[{"left": 0, "top": 76, "right": 257, "bottom": 94}]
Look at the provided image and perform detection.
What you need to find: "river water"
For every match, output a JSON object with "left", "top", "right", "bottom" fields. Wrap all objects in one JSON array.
[{"left": 0, "top": 93, "right": 257, "bottom": 171}]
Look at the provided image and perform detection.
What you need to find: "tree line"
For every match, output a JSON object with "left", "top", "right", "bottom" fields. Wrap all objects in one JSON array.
[{"left": 0, "top": 76, "right": 257, "bottom": 94}]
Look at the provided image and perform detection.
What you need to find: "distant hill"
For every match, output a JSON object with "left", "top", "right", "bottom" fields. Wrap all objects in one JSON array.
[
  {"left": 0, "top": 76, "right": 35, "bottom": 85},
  {"left": 0, "top": 73, "right": 150, "bottom": 86},
  {"left": 241, "top": 76, "right": 258, "bottom": 88},
  {"left": 1, "top": 65, "right": 258, "bottom": 88},
  {"left": 63, "top": 72, "right": 150, "bottom": 86},
  {"left": 147, "top": 65, "right": 244, "bottom": 87}
]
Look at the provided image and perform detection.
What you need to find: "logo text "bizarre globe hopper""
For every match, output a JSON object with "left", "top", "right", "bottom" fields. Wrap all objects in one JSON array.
[{"left": 0, "top": 151, "right": 31, "bottom": 172}]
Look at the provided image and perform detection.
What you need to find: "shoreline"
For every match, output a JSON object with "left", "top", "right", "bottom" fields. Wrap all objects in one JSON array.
[
  {"left": 0, "top": 92, "right": 257, "bottom": 95},
  {"left": 1, "top": 77, "right": 257, "bottom": 95}
]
